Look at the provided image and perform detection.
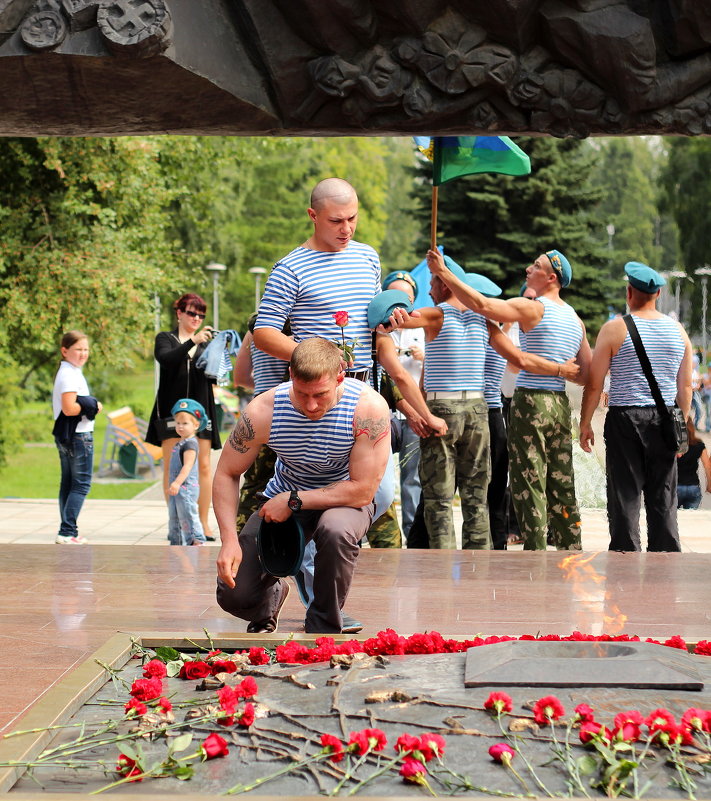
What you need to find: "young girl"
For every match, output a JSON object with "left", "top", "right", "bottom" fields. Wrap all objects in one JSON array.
[
  {"left": 676, "top": 418, "right": 711, "bottom": 509},
  {"left": 167, "top": 398, "right": 209, "bottom": 546},
  {"left": 52, "top": 331, "right": 102, "bottom": 544}
]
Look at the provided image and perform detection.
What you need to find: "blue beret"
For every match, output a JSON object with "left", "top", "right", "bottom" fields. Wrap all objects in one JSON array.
[
  {"left": 625, "top": 261, "right": 666, "bottom": 293},
  {"left": 546, "top": 249, "right": 572, "bottom": 288},
  {"left": 382, "top": 270, "right": 418, "bottom": 297},
  {"left": 442, "top": 254, "right": 466, "bottom": 280},
  {"left": 171, "top": 398, "right": 209, "bottom": 432},
  {"left": 367, "top": 289, "right": 414, "bottom": 329},
  {"left": 463, "top": 273, "right": 502, "bottom": 298}
]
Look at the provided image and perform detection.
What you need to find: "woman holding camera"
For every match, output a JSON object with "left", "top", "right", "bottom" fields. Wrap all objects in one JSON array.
[{"left": 146, "top": 293, "right": 221, "bottom": 539}]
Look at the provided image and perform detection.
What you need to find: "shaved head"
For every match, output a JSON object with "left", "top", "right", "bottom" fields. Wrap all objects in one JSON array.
[{"left": 310, "top": 178, "right": 358, "bottom": 211}]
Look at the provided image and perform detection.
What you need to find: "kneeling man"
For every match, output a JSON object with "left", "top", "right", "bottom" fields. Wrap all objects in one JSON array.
[{"left": 213, "top": 337, "right": 390, "bottom": 633}]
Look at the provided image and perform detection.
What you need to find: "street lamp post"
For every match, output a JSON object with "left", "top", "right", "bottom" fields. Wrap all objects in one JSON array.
[
  {"left": 204, "top": 262, "right": 227, "bottom": 329},
  {"left": 664, "top": 270, "right": 687, "bottom": 321},
  {"left": 248, "top": 266, "right": 267, "bottom": 312},
  {"left": 695, "top": 266, "right": 711, "bottom": 366}
]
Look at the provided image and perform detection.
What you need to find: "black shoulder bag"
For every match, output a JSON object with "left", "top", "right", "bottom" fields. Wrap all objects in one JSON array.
[{"left": 623, "top": 314, "right": 688, "bottom": 455}]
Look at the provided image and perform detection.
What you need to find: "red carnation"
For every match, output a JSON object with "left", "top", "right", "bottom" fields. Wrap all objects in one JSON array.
[
  {"left": 333, "top": 310, "right": 349, "bottom": 328},
  {"left": 142, "top": 659, "right": 167, "bottom": 679},
  {"left": 248, "top": 647, "right": 270, "bottom": 665},
  {"left": 418, "top": 733, "right": 446, "bottom": 762},
  {"left": 116, "top": 754, "right": 143, "bottom": 782},
  {"left": 211, "top": 659, "right": 237, "bottom": 675},
  {"left": 348, "top": 728, "right": 387, "bottom": 756},
  {"left": 663, "top": 635, "right": 688, "bottom": 651},
  {"left": 612, "top": 710, "right": 644, "bottom": 742},
  {"left": 178, "top": 660, "right": 212, "bottom": 680},
  {"left": 236, "top": 676, "right": 258, "bottom": 699},
  {"left": 484, "top": 691, "right": 513, "bottom": 716},
  {"left": 129, "top": 677, "right": 163, "bottom": 702},
  {"left": 238, "top": 702, "right": 255, "bottom": 728},
  {"left": 200, "top": 732, "right": 229, "bottom": 760},
  {"left": 694, "top": 640, "right": 711, "bottom": 656},
  {"left": 646, "top": 708, "right": 676, "bottom": 736},
  {"left": 579, "top": 720, "right": 611, "bottom": 744},
  {"left": 320, "top": 733, "right": 345, "bottom": 763},
  {"left": 124, "top": 697, "right": 147, "bottom": 717},
  {"left": 533, "top": 695, "right": 565, "bottom": 724},
  {"left": 395, "top": 733, "right": 421, "bottom": 754},
  {"left": 574, "top": 703, "right": 596, "bottom": 723},
  {"left": 682, "top": 708, "right": 711, "bottom": 733},
  {"left": 400, "top": 757, "right": 428, "bottom": 784},
  {"left": 489, "top": 742, "right": 516, "bottom": 764},
  {"left": 157, "top": 697, "right": 172, "bottom": 714}
]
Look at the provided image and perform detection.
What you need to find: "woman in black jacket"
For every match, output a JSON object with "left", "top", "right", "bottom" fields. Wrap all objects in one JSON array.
[{"left": 146, "top": 293, "right": 221, "bottom": 539}]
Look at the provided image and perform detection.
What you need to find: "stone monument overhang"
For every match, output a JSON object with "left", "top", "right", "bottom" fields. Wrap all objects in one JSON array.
[{"left": 2, "top": 0, "right": 711, "bottom": 138}]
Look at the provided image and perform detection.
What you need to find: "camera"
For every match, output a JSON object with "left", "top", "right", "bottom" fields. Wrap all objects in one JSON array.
[{"left": 397, "top": 347, "right": 413, "bottom": 357}]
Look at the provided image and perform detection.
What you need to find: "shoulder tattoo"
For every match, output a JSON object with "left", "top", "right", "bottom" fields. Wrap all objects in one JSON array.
[
  {"left": 354, "top": 413, "right": 390, "bottom": 444},
  {"left": 228, "top": 412, "right": 255, "bottom": 453}
]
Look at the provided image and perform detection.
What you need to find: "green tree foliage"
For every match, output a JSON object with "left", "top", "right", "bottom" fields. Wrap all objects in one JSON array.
[{"left": 412, "top": 136, "right": 613, "bottom": 333}]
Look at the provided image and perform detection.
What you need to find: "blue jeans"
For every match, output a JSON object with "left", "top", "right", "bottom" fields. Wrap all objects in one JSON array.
[
  {"left": 677, "top": 484, "right": 702, "bottom": 510},
  {"left": 167, "top": 481, "right": 205, "bottom": 545},
  {"left": 55, "top": 433, "right": 94, "bottom": 537},
  {"left": 391, "top": 415, "right": 421, "bottom": 535}
]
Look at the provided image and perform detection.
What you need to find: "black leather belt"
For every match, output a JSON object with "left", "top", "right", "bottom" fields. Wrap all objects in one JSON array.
[{"left": 345, "top": 369, "right": 369, "bottom": 383}]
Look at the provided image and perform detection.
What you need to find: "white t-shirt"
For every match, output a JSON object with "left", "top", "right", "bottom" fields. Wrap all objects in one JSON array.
[
  {"left": 53, "top": 361, "right": 93, "bottom": 433},
  {"left": 389, "top": 328, "right": 425, "bottom": 419}
]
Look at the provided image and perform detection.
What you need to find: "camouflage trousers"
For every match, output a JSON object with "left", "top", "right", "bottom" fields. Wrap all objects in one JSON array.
[
  {"left": 235, "top": 444, "right": 277, "bottom": 533},
  {"left": 419, "top": 397, "right": 491, "bottom": 549},
  {"left": 365, "top": 502, "right": 402, "bottom": 548},
  {"left": 508, "top": 388, "right": 581, "bottom": 551}
]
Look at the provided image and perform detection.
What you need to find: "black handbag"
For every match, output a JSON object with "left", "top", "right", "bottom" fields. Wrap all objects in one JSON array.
[{"left": 623, "top": 315, "right": 689, "bottom": 455}]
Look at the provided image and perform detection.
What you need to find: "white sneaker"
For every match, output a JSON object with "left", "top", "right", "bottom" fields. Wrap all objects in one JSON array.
[{"left": 55, "top": 535, "right": 88, "bottom": 544}]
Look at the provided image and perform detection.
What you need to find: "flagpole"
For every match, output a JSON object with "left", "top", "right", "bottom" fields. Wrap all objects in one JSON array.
[{"left": 430, "top": 185, "right": 438, "bottom": 249}]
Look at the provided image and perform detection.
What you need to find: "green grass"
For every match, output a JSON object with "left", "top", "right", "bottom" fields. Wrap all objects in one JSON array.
[{"left": 1, "top": 367, "right": 158, "bottom": 500}]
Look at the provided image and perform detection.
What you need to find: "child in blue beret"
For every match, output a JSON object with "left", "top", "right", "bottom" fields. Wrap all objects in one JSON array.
[{"left": 167, "top": 399, "right": 209, "bottom": 546}]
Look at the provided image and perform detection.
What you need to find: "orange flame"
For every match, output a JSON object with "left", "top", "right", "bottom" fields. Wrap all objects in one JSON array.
[{"left": 557, "top": 553, "right": 628, "bottom": 636}]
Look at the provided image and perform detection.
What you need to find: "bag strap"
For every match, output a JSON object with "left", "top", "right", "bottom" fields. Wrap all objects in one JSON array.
[
  {"left": 371, "top": 337, "right": 380, "bottom": 393},
  {"left": 622, "top": 314, "right": 668, "bottom": 416}
]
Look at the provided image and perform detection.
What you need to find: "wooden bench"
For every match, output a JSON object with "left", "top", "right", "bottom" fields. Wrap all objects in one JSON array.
[{"left": 98, "top": 406, "right": 163, "bottom": 479}]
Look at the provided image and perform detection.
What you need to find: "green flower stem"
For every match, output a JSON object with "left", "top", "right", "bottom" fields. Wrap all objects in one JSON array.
[
  {"left": 345, "top": 751, "right": 408, "bottom": 796},
  {"left": 495, "top": 713, "right": 553, "bottom": 798},
  {"left": 329, "top": 749, "right": 374, "bottom": 796},
  {"left": 432, "top": 764, "right": 526, "bottom": 798},
  {"left": 668, "top": 741, "right": 697, "bottom": 800},
  {"left": 223, "top": 750, "right": 330, "bottom": 795},
  {"left": 502, "top": 756, "right": 533, "bottom": 796},
  {"left": 94, "top": 660, "right": 131, "bottom": 692}
]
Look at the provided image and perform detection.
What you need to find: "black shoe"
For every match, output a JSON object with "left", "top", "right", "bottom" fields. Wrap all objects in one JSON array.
[
  {"left": 341, "top": 613, "right": 364, "bottom": 634},
  {"left": 247, "top": 581, "right": 290, "bottom": 634},
  {"left": 205, "top": 535, "right": 216, "bottom": 542}
]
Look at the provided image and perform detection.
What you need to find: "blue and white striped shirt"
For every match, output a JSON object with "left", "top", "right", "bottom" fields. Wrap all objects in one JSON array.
[
  {"left": 609, "top": 315, "right": 685, "bottom": 406},
  {"left": 518, "top": 297, "right": 583, "bottom": 391},
  {"left": 255, "top": 242, "right": 381, "bottom": 370},
  {"left": 264, "top": 378, "right": 365, "bottom": 496},
  {"left": 251, "top": 341, "right": 288, "bottom": 396},
  {"left": 484, "top": 345, "right": 506, "bottom": 409},
  {"left": 423, "top": 304, "right": 489, "bottom": 392}
]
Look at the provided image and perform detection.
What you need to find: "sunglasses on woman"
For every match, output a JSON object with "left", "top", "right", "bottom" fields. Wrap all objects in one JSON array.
[{"left": 184, "top": 310, "right": 206, "bottom": 320}]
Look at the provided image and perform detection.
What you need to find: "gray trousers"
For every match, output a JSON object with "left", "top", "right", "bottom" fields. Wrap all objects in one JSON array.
[{"left": 216, "top": 502, "right": 374, "bottom": 633}]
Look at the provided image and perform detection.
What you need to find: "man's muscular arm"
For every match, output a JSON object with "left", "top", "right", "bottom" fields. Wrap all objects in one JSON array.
[
  {"left": 252, "top": 327, "right": 297, "bottom": 362},
  {"left": 213, "top": 393, "right": 272, "bottom": 588}
]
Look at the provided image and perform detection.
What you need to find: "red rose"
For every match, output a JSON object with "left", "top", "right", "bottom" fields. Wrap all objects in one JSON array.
[
  {"left": 484, "top": 692, "right": 513, "bottom": 716},
  {"left": 211, "top": 659, "right": 237, "bottom": 675},
  {"left": 489, "top": 742, "right": 515, "bottom": 764},
  {"left": 320, "top": 733, "right": 345, "bottom": 763},
  {"left": 333, "top": 311, "right": 349, "bottom": 327},
  {"left": 178, "top": 660, "right": 212, "bottom": 680},
  {"left": 533, "top": 695, "right": 565, "bottom": 724},
  {"left": 124, "top": 697, "right": 147, "bottom": 717},
  {"left": 142, "top": 659, "right": 167, "bottom": 679},
  {"left": 116, "top": 754, "right": 143, "bottom": 782},
  {"left": 418, "top": 733, "right": 446, "bottom": 761},
  {"left": 574, "top": 703, "right": 595, "bottom": 723},
  {"left": 612, "top": 710, "right": 644, "bottom": 742},
  {"left": 200, "top": 732, "right": 229, "bottom": 760},
  {"left": 238, "top": 702, "right": 255, "bottom": 728},
  {"left": 129, "top": 677, "right": 163, "bottom": 702},
  {"left": 400, "top": 757, "right": 427, "bottom": 784}
]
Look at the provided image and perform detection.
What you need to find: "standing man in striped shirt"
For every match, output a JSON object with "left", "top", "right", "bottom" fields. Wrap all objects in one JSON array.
[
  {"left": 214, "top": 338, "right": 390, "bottom": 634},
  {"left": 400, "top": 255, "right": 580, "bottom": 549},
  {"left": 579, "top": 262, "right": 692, "bottom": 551},
  {"left": 428, "top": 249, "right": 590, "bottom": 551}
]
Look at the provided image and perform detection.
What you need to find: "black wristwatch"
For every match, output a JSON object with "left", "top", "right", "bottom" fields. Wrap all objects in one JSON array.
[{"left": 287, "top": 490, "right": 302, "bottom": 512}]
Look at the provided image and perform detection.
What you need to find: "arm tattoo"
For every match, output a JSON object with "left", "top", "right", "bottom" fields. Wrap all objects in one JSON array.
[
  {"left": 354, "top": 414, "right": 390, "bottom": 444},
  {"left": 228, "top": 412, "right": 255, "bottom": 453}
]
